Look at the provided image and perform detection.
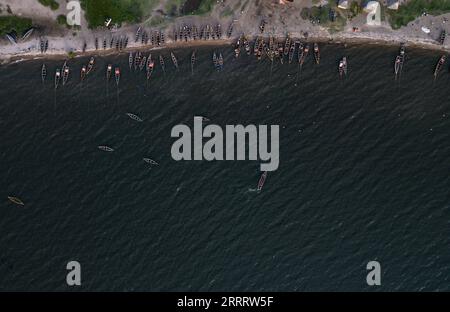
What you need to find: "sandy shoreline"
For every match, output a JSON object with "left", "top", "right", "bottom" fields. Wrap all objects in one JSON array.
[{"left": 2, "top": 33, "right": 448, "bottom": 66}]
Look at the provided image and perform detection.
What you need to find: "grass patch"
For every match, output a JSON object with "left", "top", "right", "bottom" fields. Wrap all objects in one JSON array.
[
  {"left": 38, "top": 0, "right": 59, "bottom": 10},
  {"left": 388, "top": 0, "right": 450, "bottom": 29},
  {"left": 80, "top": 0, "right": 144, "bottom": 28},
  {"left": 0, "top": 16, "right": 32, "bottom": 36},
  {"left": 301, "top": 5, "right": 347, "bottom": 32},
  {"left": 195, "top": 0, "right": 216, "bottom": 15}
]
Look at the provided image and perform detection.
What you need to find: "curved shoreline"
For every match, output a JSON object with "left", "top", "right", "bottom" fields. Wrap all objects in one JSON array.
[{"left": 1, "top": 33, "right": 448, "bottom": 65}]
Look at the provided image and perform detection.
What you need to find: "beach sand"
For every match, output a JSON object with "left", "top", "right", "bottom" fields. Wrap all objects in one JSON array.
[{"left": 1, "top": 0, "right": 450, "bottom": 64}]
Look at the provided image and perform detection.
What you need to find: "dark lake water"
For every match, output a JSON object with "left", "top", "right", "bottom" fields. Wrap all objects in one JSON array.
[{"left": 0, "top": 43, "right": 449, "bottom": 291}]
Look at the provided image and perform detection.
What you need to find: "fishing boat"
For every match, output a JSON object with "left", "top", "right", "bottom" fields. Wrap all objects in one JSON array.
[
  {"left": 257, "top": 171, "right": 268, "bottom": 191},
  {"left": 129, "top": 52, "right": 133, "bottom": 70},
  {"left": 234, "top": 36, "right": 241, "bottom": 58},
  {"left": 134, "top": 52, "right": 141, "bottom": 71},
  {"left": 115, "top": 67, "right": 120, "bottom": 86},
  {"left": 41, "top": 64, "right": 47, "bottom": 83},
  {"left": 139, "top": 56, "right": 147, "bottom": 71},
  {"left": 98, "top": 145, "right": 114, "bottom": 152},
  {"left": 394, "top": 56, "right": 401, "bottom": 78},
  {"left": 300, "top": 44, "right": 309, "bottom": 66},
  {"left": 313, "top": 43, "right": 320, "bottom": 64},
  {"left": 434, "top": 55, "right": 446, "bottom": 79},
  {"left": 8, "top": 196, "right": 24, "bottom": 205},
  {"left": 171, "top": 52, "right": 179, "bottom": 70},
  {"left": 126, "top": 113, "right": 143, "bottom": 122},
  {"left": 143, "top": 158, "right": 159, "bottom": 165},
  {"left": 62, "top": 65, "right": 70, "bottom": 86},
  {"left": 288, "top": 41, "right": 295, "bottom": 64},
  {"left": 159, "top": 55, "right": 166, "bottom": 73},
  {"left": 399, "top": 45, "right": 405, "bottom": 74},
  {"left": 243, "top": 36, "right": 251, "bottom": 55},
  {"left": 339, "top": 57, "right": 347, "bottom": 78},
  {"left": 80, "top": 65, "right": 87, "bottom": 82},
  {"left": 297, "top": 42, "right": 304, "bottom": 64},
  {"left": 106, "top": 64, "right": 112, "bottom": 81},
  {"left": 86, "top": 57, "right": 94, "bottom": 75},
  {"left": 55, "top": 69, "right": 61, "bottom": 89},
  {"left": 191, "top": 51, "right": 196, "bottom": 74},
  {"left": 218, "top": 53, "right": 224, "bottom": 71},
  {"left": 213, "top": 52, "right": 219, "bottom": 71},
  {"left": 146, "top": 55, "right": 155, "bottom": 80}
]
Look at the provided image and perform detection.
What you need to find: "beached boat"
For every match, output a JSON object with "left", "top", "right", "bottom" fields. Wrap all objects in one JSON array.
[
  {"left": 283, "top": 35, "right": 291, "bottom": 56},
  {"left": 41, "top": 64, "right": 46, "bottom": 83},
  {"left": 22, "top": 28, "right": 34, "bottom": 41},
  {"left": 439, "top": 30, "right": 446, "bottom": 45},
  {"left": 8, "top": 196, "right": 24, "bottom": 205},
  {"left": 216, "top": 24, "right": 222, "bottom": 38},
  {"left": 98, "top": 145, "right": 114, "bottom": 152},
  {"left": 259, "top": 20, "right": 266, "bottom": 34},
  {"left": 143, "top": 158, "right": 159, "bottom": 165},
  {"left": 80, "top": 65, "right": 86, "bottom": 82},
  {"left": 44, "top": 39, "right": 48, "bottom": 52},
  {"left": 191, "top": 51, "right": 196, "bottom": 74},
  {"left": 288, "top": 41, "right": 295, "bottom": 64},
  {"left": 106, "top": 64, "right": 112, "bottom": 81},
  {"left": 39, "top": 37, "right": 45, "bottom": 52},
  {"left": 257, "top": 171, "right": 268, "bottom": 191},
  {"left": 171, "top": 52, "right": 179, "bottom": 70},
  {"left": 434, "top": 55, "right": 446, "bottom": 79},
  {"left": 109, "top": 36, "right": 114, "bottom": 49},
  {"left": 86, "top": 57, "right": 94, "bottom": 75},
  {"left": 55, "top": 69, "right": 61, "bottom": 89},
  {"left": 129, "top": 52, "right": 133, "bottom": 71},
  {"left": 115, "top": 68, "right": 120, "bottom": 86},
  {"left": 95, "top": 37, "right": 98, "bottom": 50},
  {"left": 314, "top": 43, "right": 320, "bottom": 64},
  {"left": 103, "top": 38, "right": 107, "bottom": 50},
  {"left": 339, "top": 57, "right": 347, "bottom": 78},
  {"left": 135, "top": 27, "right": 142, "bottom": 42},
  {"left": 227, "top": 22, "right": 234, "bottom": 38}
]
